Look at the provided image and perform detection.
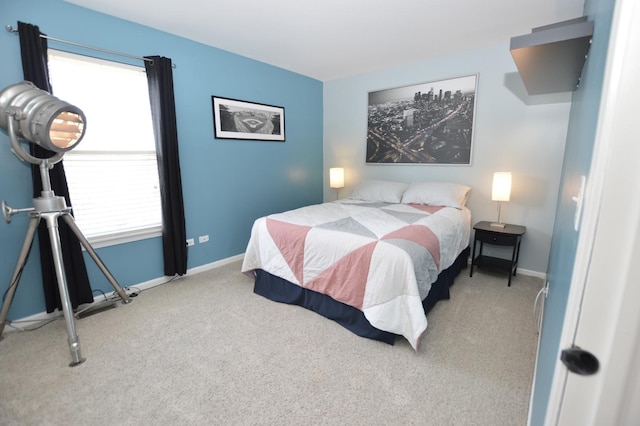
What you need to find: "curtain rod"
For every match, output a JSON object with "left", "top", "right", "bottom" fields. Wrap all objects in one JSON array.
[{"left": 5, "top": 24, "right": 176, "bottom": 68}]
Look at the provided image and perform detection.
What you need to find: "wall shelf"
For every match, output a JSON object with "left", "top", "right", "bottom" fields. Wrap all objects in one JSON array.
[{"left": 510, "top": 17, "right": 594, "bottom": 95}]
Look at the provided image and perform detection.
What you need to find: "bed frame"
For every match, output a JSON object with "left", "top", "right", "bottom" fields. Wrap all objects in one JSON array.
[{"left": 253, "top": 246, "right": 470, "bottom": 345}]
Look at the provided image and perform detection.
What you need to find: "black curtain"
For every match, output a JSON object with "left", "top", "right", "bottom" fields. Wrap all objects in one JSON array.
[
  {"left": 17, "top": 22, "right": 93, "bottom": 312},
  {"left": 144, "top": 56, "right": 188, "bottom": 276}
]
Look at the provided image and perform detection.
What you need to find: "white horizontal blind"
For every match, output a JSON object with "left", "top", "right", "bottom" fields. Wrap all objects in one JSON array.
[
  {"left": 47, "top": 50, "right": 162, "bottom": 245},
  {"left": 63, "top": 151, "right": 161, "bottom": 238}
]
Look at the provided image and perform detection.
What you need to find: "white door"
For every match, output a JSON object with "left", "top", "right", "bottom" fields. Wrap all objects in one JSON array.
[{"left": 546, "top": 0, "right": 640, "bottom": 423}]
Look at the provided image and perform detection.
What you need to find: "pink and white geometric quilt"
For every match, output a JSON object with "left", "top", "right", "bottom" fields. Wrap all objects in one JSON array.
[{"left": 242, "top": 199, "right": 471, "bottom": 350}]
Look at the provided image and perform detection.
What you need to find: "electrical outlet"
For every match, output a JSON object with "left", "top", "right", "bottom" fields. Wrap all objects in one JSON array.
[
  {"left": 186, "top": 238, "right": 195, "bottom": 246},
  {"left": 199, "top": 235, "right": 209, "bottom": 243}
]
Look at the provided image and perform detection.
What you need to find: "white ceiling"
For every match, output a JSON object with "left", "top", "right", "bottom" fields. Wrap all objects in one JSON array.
[{"left": 65, "top": 0, "right": 585, "bottom": 81}]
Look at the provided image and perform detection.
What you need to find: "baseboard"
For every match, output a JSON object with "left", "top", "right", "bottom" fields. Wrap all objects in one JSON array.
[
  {"left": 4, "top": 253, "right": 245, "bottom": 333},
  {"left": 185, "top": 253, "right": 244, "bottom": 276},
  {"left": 126, "top": 253, "right": 245, "bottom": 293},
  {"left": 516, "top": 268, "right": 547, "bottom": 280},
  {"left": 5, "top": 253, "right": 545, "bottom": 332},
  {"left": 466, "top": 255, "right": 546, "bottom": 281}
]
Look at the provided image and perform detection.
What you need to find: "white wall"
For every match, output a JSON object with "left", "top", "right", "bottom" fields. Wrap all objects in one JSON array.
[{"left": 323, "top": 42, "right": 571, "bottom": 275}]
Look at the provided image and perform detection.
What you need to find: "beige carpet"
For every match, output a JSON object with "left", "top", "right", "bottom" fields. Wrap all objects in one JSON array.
[{"left": 0, "top": 261, "right": 542, "bottom": 425}]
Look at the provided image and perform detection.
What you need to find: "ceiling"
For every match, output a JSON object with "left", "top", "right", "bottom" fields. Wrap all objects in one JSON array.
[{"left": 65, "top": 0, "right": 585, "bottom": 82}]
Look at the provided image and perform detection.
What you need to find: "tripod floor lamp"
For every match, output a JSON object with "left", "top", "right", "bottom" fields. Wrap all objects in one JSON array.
[{"left": 0, "top": 81, "right": 131, "bottom": 366}]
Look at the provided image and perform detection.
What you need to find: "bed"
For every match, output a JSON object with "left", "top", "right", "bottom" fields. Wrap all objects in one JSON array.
[{"left": 241, "top": 180, "right": 472, "bottom": 350}]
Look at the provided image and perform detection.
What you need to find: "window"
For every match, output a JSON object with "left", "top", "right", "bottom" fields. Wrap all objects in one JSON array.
[{"left": 47, "top": 50, "right": 162, "bottom": 247}]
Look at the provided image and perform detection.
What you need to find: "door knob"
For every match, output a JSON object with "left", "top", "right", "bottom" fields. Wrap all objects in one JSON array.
[{"left": 560, "top": 346, "right": 599, "bottom": 375}]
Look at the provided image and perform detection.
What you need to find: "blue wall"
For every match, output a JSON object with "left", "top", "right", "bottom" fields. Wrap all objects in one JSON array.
[
  {"left": 0, "top": 0, "right": 323, "bottom": 319},
  {"left": 529, "top": 0, "right": 616, "bottom": 423}
]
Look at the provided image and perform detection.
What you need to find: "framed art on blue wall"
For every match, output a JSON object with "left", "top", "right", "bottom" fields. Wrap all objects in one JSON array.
[
  {"left": 366, "top": 74, "right": 478, "bottom": 164},
  {"left": 212, "top": 96, "right": 285, "bottom": 141}
]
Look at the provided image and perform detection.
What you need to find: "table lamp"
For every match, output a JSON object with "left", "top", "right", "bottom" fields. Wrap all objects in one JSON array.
[
  {"left": 329, "top": 167, "right": 344, "bottom": 200},
  {"left": 491, "top": 171, "right": 512, "bottom": 228}
]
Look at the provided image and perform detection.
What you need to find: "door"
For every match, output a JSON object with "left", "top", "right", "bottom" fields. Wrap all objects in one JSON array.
[{"left": 546, "top": 0, "right": 640, "bottom": 423}]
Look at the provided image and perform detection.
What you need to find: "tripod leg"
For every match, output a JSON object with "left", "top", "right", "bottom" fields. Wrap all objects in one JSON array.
[
  {"left": 60, "top": 214, "right": 130, "bottom": 304},
  {"left": 0, "top": 215, "right": 41, "bottom": 340},
  {"left": 44, "top": 213, "right": 85, "bottom": 366}
]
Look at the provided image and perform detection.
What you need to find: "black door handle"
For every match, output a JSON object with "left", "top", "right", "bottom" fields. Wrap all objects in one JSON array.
[{"left": 561, "top": 346, "right": 599, "bottom": 375}]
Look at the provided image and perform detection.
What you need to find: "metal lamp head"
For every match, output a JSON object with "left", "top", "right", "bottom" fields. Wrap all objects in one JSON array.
[{"left": 0, "top": 81, "right": 86, "bottom": 152}]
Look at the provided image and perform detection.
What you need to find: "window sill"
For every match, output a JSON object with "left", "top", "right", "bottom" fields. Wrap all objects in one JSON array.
[{"left": 85, "top": 226, "right": 163, "bottom": 249}]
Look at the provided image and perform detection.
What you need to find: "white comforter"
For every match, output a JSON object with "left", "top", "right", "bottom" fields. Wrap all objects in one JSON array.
[{"left": 242, "top": 199, "right": 471, "bottom": 350}]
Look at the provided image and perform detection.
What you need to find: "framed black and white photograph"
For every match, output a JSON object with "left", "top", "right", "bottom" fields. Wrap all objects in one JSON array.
[
  {"left": 212, "top": 96, "right": 285, "bottom": 141},
  {"left": 366, "top": 74, "right": 478, "bottom": 164}
]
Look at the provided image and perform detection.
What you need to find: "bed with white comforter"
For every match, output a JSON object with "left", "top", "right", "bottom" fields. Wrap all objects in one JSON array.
[{"left": 242, "top": 184, "right": 471, "bottom": 350}]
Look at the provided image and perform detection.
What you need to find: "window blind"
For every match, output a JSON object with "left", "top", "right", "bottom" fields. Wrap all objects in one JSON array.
[{"left": 63, "top": 151, "right": 162, "bottom": 239}]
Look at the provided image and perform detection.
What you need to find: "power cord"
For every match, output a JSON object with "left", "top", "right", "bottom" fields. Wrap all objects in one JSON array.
[
  {"left": 100, "top": 273, "right": 180, "bottom": 302},
  {"left": 4, "top": 316, "right": 60, "bottom": 332},
  {"left": 533, "top": 283, "right": 549, "bottom": 333},
  {"left": 5, "top": 273, "right": 182, "bottom": 331},
  {"left": 1, "top": 237, "right": 34, "bottom": 305},
  {"left": 123, "top": 286, "right": 141, "bottom": 297}
]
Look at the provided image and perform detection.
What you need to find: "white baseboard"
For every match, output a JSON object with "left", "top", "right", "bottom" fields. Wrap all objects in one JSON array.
[
  {"left": 466, "top": 255, "right": 547, "bottom": 281},
  {"left": 128, "top": 253, "right": 245, "bottom": 293},
  {"left": 516, "top": 268, "right": 547, "bottom": 280},
  {"left": 184, "top": 253, "right": 244, "bottom": 276},
  {"left": 5, "top": 253, "right": 545, "bottom": 332},
  {"left": 4, "top": 253, "right": 245, "bottom": 333}
]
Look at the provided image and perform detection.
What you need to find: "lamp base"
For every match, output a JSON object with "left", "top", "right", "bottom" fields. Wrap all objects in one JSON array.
[{"left": 490, "top": 222, "right": 506, "bottom": 228}]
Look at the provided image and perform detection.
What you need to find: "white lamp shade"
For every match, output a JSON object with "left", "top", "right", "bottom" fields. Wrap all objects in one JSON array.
[
  {"left": 329, "top": 168, "right": 345, "bottom": 189},
  {"left": 492, "top": 172, "right": 512, "bottom": 202}
]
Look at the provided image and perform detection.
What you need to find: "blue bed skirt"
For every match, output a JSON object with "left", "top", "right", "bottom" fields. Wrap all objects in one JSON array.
[{"left": 253, "top": 246, "right": 470, "bottom": 345}]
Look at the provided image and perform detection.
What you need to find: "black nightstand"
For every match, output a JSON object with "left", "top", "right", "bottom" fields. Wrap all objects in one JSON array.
[{"left": 470, "top": 221, "right": 526, "bottom": 286}]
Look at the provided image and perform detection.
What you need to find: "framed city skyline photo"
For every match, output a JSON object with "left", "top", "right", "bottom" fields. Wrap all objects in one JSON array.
[
  {"left": 366, "top": 74, "right": 478, "bottom": 164},
  {"left": 212, "top": 96, "right": 285, "bottom": 141}
]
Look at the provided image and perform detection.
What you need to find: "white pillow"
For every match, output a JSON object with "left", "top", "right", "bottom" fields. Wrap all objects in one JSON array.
[
  {"left": 349, "top": 180, "right": 409, "bottom": 203},
  {"left": 401, "top": 182, "right": 471, "bottom": 208}
]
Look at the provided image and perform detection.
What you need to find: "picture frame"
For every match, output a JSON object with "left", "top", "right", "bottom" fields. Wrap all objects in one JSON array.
[
  {"left": 366, "top": 74, "right": 478, "bottom": 165},
  {"left": 212, "top": 96, "right": 285, "bottom": 141}
]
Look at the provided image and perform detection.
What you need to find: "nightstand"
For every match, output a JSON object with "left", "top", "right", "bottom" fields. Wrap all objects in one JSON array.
[{"left": 470, "top": 221, "right": 526, "bottom": 286}]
